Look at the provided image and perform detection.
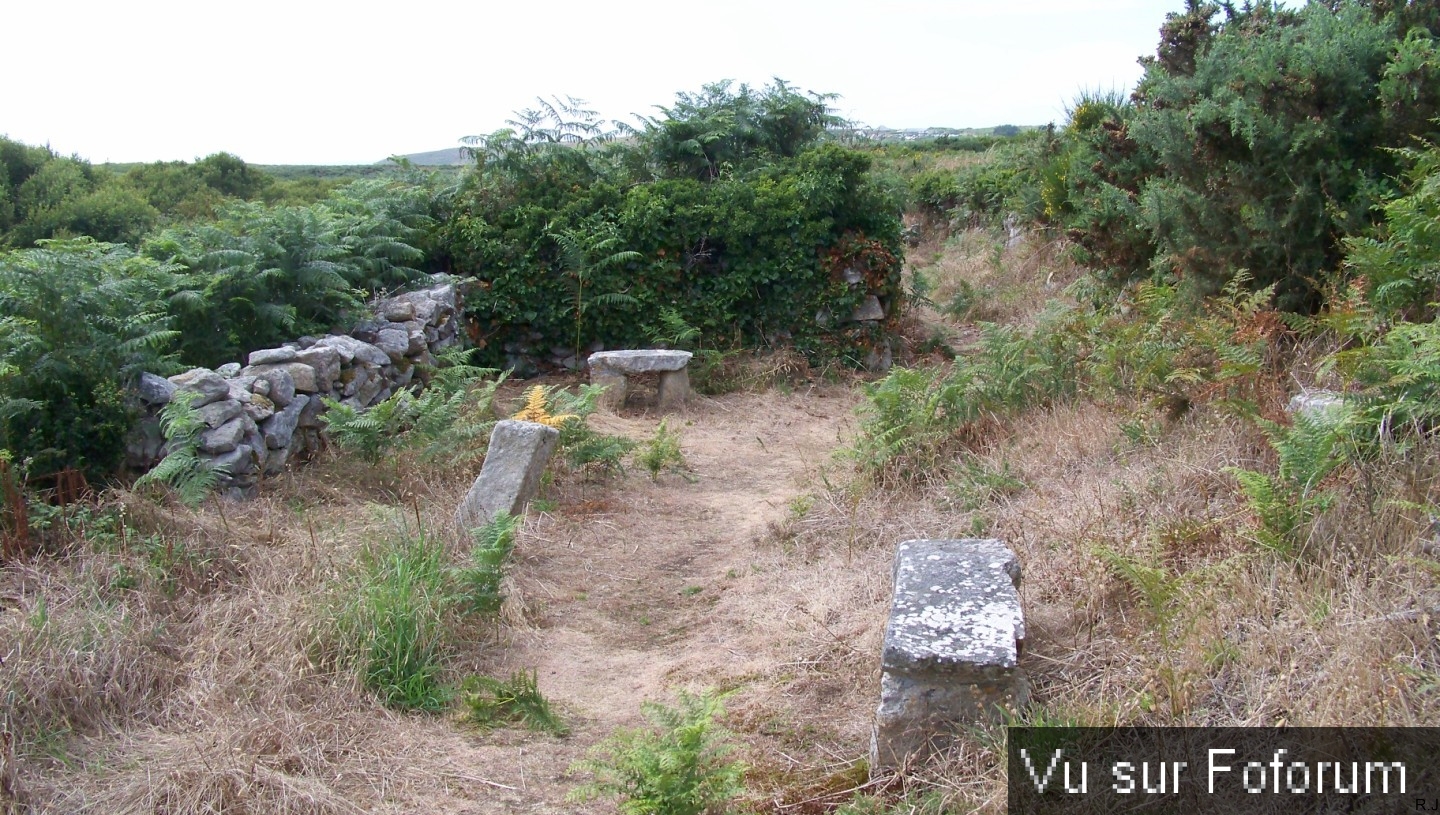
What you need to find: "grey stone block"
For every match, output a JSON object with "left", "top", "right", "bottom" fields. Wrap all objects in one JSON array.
[
  {"left": 871, "top": 538, "right": 1027, "bottom": 773},
  {"left": 247, "top": 346, "right": 297, "bottom": 366},
  {"left": 168, "top": 368, "right": 230, "bottom": 407},
  {"left": 200, "top": 416, "right": 247, "bottom": 454},
  {"left": 263, "top": 394, "right": 310, "bottom": 449},
  {"left": 455, "top": 420, "right": 559, "bottom": 532},
  {"left": 196, "top": 399, "right": 243, "bottom": 429},
  {"left": 137, "top": 372, "right": 177, "bottom": 406}
]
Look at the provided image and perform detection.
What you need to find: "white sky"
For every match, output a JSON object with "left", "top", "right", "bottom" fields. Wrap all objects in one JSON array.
[{"left": 4, "top": 0, "right": 1229, "bottom": 165}]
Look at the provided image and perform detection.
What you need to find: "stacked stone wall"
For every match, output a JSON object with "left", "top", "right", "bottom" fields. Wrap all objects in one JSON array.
[{"left": 128, "top": 280, "right": 461, "bottom": 497}]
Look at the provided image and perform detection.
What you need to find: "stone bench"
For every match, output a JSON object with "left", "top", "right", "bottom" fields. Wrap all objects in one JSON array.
[
  {"left": 587, "top": 350, "right": 692, "bottom": 411},
  {"left": 871, "top": 538, "right": 1028, "bottom": 773}
]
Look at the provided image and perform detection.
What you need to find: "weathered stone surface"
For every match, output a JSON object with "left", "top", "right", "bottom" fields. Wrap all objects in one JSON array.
[
  {"left": 455, "top": 420, "right": 560, "bottom": 531},
  {"left": 588, "top": 349, "right": 692, "bottom": 374},
  {"left": 252, "top": 366, "right": 295, "bottom": 406},
  {"left": 851, "top": 295, "right": 886, "bottom": 322},
  {"left": 294, "top": 347, "right": 340, "bottom": 391},
  {"left": 246, "top": 362, "right": 317, "bottom": 394},
  {"left": 244, "top": 393, "right": 276, "bottom": 422},
  {"left": 374, "top": 328, "right": 410, "bottom": 361},
  {"left": 263, "top": 394, "right": 310, "bottom": 449},
  {"left": 657, "top": 368, "right": 690, "bottom": 409},
  {"left": 196, "top": 399, "right": 243, "bottom": 429},
  {"left": 381, "top": 300, "right": 416, "bottom": 322},
  {"left": 211, "top": 443, "right": 257, "bottom": 476},
  {"left": 200, "top": 416, "right": 247, "bottom": 454},
  {"left": 592, "top": 369, "right": 628, "bottom": 411},
  {"left": 216, "top": 362, "right": 242, "bottom": 377},
  {"left": 248, "top": 346, "right": 297, "bottom": 366},
  {"left": 168, "top": 368, "right": 230, "bottom": 407},
  {"left": 1287, "top": 389, "right": 1347, "bottom": 422},
  {"left": 588, "top": 350, "right": 693, "bottom": 411},
  {"left": 315, "top": 334, "right": 391, "bottom": 368},
  {"left": 262, "top": 444, "right": 290, "bottom": 476},
  {"left": 871, "top": 538, "right": 1027, "bottom": 773},
  {"left": 138, "top": 372, "right": 176, "bottom": 406}
]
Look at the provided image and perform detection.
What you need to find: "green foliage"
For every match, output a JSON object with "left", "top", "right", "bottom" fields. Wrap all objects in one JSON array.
[
  {"left": 144, "top": 178, "right": 434, "bottom": 367},
  {"left": 1345, "top": 139, "right": 1440, "bottom": 318},
  {"left": 321, "top": 391, "right": 415, "bottom": 464},
  {"left": 330, "top": 527, "right": 455, "bottom": 711},
  {"left": 539, "top": 384, "right": 638, "bottom": 475},
  {"left": 454, "top": 511, "right": 519, "bottom": 617},
  {"left": 0, "top": 239, "right": 177, "bottom": 478},
  {"left": 1226, "top": 409, "right": 1354, "bottom": 555},
  {"left": 460, "top": 669, "right": 568, "bottom": 736},
  {"left": 637, "top": 418, "right": 687, "bottom": 480},
  {"left": 853, "top": 317, "right": 1077, "bottom": 483},
  {"left": 322, "top": 353, "right": 503, "bottom": 467},
  {"left": 132, "top": 391, "right": 227, "bottom": 506},
  {"left": 568, "top": 690, "right": 746, "bottom": 815},
  {"left": 999, "top": 2, "right": 1440, "bottom": 309},
  {"left": 443, "top": 80, "right": 903, "bottom": 367}
]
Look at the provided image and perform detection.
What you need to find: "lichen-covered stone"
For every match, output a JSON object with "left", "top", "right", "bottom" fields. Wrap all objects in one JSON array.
[
  {"left": 871, "top": 538, "right": 1027, "bottom": 772},
  {"left": 455, "top": 420, "right": 559, "bottom": 531}
]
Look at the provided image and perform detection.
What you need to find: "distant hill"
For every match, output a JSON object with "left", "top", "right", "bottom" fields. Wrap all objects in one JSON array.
[{"left": 385, "top": 147, "right": 468, "bottom": 166}]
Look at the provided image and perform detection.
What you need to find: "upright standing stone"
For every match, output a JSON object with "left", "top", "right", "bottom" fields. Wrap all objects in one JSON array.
[
  {"left": 455, "top": 420, "right": 560, "bottom": 532},
  {"left": 871, "top": 538, "right": 1027, "bottom": 773}
]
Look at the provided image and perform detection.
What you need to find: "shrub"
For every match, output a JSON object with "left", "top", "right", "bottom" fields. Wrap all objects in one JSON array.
[
  {"left": 454, "top": 511, "right": 520, "bottom": 617},
  {"left": 636, "top": 418, "right": 687, "bottom": 480},
  {"left": 1050, "top": 1, "right": 1440, "bottom": 308},
  {"left": 569, "top": 690, "right": 746, "bottom": 815},
  {"left": 441, "top": 80, "right": 904, "bottom": 368},
  {"left": 0, "top": 239, "right": 177, "bottom": 479}
]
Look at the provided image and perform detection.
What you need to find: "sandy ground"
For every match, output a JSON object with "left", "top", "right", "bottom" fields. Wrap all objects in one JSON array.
[{"left": 359, "top": 385, "right": 885, "bottom": 814}]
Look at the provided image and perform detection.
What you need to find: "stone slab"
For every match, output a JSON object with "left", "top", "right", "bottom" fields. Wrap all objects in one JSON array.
[
  {"left": 871, "top": 538, "right": 1027, "bottom": 772},
  {"left": 588, "top": 349, "right": 692, "bottom": 374},
  {"left": 455, "top": 420, "right": 559, "bottom": 532}
]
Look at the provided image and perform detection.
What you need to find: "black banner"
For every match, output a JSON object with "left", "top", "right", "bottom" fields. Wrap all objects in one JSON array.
[{"left": 1008, "top": 728, "right": 1440, "bottom": 814}]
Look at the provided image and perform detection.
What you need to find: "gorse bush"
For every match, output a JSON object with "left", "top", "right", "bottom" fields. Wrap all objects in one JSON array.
[
  {"left": 569, "top": 690, "right": 746, "bottom": 815},
  {"left": 1043, "top": 1, "right": 1440, "bottom": 308}
]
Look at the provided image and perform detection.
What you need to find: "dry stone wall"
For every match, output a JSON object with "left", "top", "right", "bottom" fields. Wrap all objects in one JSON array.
[{"left": 128, "top": 280, "right": 461, "bottom": 498}]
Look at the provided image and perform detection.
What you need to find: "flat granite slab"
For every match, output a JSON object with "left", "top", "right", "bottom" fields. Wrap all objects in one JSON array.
[
  {"left": 587, "top": 350, "right": 692, "bottom": 373},
  {"left": 872, "top": 538, "right": 1027, "bottom": 772}
]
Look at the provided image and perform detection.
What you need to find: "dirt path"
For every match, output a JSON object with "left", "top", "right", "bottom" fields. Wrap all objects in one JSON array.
[{"left": 416, "top": 386, "right": 875, "bottom": 813}]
